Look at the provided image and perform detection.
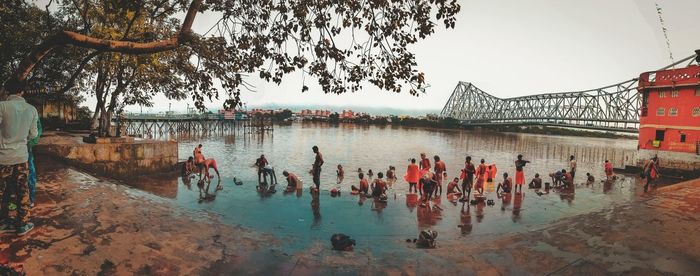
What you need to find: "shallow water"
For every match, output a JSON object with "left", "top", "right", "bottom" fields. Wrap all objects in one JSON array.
[{"left": 139, "top": 123, "right": 652, "bottom": 254}]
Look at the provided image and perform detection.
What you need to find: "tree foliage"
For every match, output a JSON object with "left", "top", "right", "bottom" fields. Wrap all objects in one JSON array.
[{"left": 3, "top": 0, "right": 461, "bottom": 114}]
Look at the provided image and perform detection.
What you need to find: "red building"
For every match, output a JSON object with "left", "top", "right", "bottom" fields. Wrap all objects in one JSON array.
[{"left": 638, "top": 65, "right": 700, "bottom": 154}]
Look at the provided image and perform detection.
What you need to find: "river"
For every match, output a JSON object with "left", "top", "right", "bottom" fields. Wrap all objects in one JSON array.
[{"left": 134, "top": 122, "right": 646, "bottom": 256}]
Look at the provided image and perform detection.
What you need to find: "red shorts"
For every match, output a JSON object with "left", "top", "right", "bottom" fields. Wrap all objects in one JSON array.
[{"left": 515, "top": 171, "right": 524, "bottom": 185}]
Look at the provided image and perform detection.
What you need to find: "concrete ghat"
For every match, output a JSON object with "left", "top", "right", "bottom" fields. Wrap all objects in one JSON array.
[
  {"left": 34, "top": 132, "right": 178, "bottom": 179},
  {"left": 2, "top": 157, "right": 700, "bottom": 275}
]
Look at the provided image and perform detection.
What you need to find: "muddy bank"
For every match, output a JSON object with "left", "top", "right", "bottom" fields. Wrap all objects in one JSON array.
[{"left": 0, "top": 157, "right": 279, "bottom": 275}]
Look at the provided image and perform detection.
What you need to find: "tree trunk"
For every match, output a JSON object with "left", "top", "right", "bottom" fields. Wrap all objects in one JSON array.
[{"left": 1, "top": 0, "right": 202, "bottom": 98}]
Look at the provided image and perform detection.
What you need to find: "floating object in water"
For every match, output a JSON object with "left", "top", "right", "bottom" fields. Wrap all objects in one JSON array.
[
  {"left": 486, "top": 199, "right": 495, "bottom": 206},
  {"left": 536, "top": 191, "right": 545, "bottom": 196},
  {"left": 330, "top": 188, "right": 341, "bottom": 197},
  {"left": 234, "top": 177, "right": 243, "bottom": 186}
]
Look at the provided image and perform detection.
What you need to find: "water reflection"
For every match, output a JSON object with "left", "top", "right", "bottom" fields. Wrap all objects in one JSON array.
[{"left": 119, "top": 123, "right": 665, "bottom": 252}]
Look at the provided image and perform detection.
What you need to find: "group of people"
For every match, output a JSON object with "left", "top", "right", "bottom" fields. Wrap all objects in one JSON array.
[
  {"left": 181, "top": 144, "right": 222, "bottom": 191},
  {"left": 180, "top": 143, "right": 664, "bottom": 203}
]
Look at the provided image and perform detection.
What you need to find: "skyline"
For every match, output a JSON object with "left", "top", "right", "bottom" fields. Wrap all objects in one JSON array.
[{"left": 61, "top": 0, "right": 699, "bottom": 113}]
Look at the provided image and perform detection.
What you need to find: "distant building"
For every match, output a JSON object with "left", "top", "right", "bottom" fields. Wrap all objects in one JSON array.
[
  {"left": 638, "top": 65, "right": 700, "bottom": 154},
  {"left": 341, "top": 110, "right": 355, "bottom": 119}
]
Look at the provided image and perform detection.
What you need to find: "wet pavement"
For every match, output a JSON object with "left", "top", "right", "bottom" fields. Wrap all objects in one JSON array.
[{"left": 1, "top": 154, "right": 699, "bottom": 275}]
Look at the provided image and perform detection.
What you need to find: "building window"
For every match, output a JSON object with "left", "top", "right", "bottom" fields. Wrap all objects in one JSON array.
[
  {"left": 656, "top": 107, "right": 665, "bottom": 116},
  {"left": 669, "top": 107, "right": 678, "bottom": 116},
  {"left": 671, "top": 90, "right": 679, "bottom": 97},
  {"left": 680, "top": 133, "right": 686, "bottom": 143},
  {"left": 659, "top": 91, "right": 666, "bottom": 98},
  {"left": 693, "top": 107, "right": 700, "bottom": 117},
  {"left": 655, "top": 130, "right": 665, "bottom": 141}
]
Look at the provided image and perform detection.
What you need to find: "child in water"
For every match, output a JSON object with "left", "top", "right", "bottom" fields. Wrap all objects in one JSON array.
[
  {"left": 367, "top": 169, "right": 374, "bottom": 179},
  {"left": 336, "top": 164, "right": 344, "bottom": 184}
]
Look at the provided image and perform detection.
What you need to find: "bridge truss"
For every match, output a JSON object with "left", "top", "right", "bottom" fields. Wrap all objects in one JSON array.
[
  {"left": 440, "top": 80, "right": 641, "bottom": 132},
  {"left": 440, "top": 53, "right": 699, "bottom": 133}
]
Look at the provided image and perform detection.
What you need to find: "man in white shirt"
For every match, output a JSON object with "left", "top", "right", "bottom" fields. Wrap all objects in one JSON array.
[{"left": 0, "top": 82, "right": 39, "bottom": 236}]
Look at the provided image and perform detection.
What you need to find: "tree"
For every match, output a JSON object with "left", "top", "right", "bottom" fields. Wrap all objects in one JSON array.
[{"left": 3, "top": 0, "right": 461, "bottom": 117}]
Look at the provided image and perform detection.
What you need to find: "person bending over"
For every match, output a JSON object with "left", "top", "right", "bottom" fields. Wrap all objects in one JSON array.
[
  {"left": 283, "top": 171, "right": 300, "bottom": 192},
  {"left": 371, "top": 172, "right": 388, "bottom": 198}
]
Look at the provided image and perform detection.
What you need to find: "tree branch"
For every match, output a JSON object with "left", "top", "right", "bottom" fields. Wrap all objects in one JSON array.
[{"left": 3, "top": 0, "right": 203, "bottom": 95}]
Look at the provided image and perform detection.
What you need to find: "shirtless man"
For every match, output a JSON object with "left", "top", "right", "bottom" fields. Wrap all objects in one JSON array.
[
  {"left": 433, "top": 155, "right": 446, "bottom": 197},
  {"left": 420, "top": 172, "right": 437, "bottom": 205},
  {"left": 569, "top": 155, "right": 577, "bottom": 180},
  {"left": 461, "top": 156, "right": 476, "bottom": 201},
  {"left": 193, "top": 145, "right": 220, "bottom": 186},
  {"left": 371, "top": 172, "right": 388, "bottom": 198},
  {"left": 446, "top": 177, "right": 462, "bottom": 196},
  {"left": 419, "top": 153, "right": 431, "bottom": 171},
  {"left": 514, "top": 154, "right": 530, "bottom": 193},
  {"left": 311, "top": 146, "right": 324, "bottom": 191},
  {"left": 255, "top": 155, "right": 269, "bottom": 184},
  {"left": 528, "top": 173, "right": 542, "bottom": 189},
  {"left": 283, "top": 171, "right": 300, "bottom": 192},
  {"left": 336, "top": 164, "right": 344, "bottom": 184},
  {"left": 497, "top": 173, "right": 513, "bottom": 195},
  {"left": 351, "top": 172, "right": 370, "bottom": 195}
]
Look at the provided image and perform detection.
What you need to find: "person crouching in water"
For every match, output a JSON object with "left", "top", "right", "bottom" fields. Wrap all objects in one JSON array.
[
  {"left": 371, "top": 172, "right": 388, "bottom": 198},
  {"left": 352, "top": 173, "right": 369, "bottom": 195},
  {"left": 528, "top": 173, "right": 542, "bottom": 189},
  {"left": 497, "top": 173, "right": 513, "bottom": 195},
  {"left": 446, "top": 177, "right": 462, "bottom": 197},
  {"left": 420, "top": 172, "right": 437, "bottom": 205},
  {"left": 283, "top": 171, "right": 301, "bottom": 192},
  {"left": 181, "top": 157, "right": 196, "bottom": 177}
]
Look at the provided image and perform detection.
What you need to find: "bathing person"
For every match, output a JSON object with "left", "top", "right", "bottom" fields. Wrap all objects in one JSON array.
[
  {"left": 549, "top": 170, "right": 564, "bottom": 187},
  {"left": 561, "top": 169, "right": 572, "bottom": 188},
  {"left": 446, "top": 177, "right": 462, "bottom": 195},
  {"left": 528, "top": 173, "right": 542, "bottom": 189},
  {"left": 419, "top": 153, "right": 431, "bottom": 171},
  {"left": 604, "top": 160, "right": 616, "bottom": 181},
  {"left": 336, "top": 164, "right": 344, "bottom": 184},
  {"left": 487, "top": 164, "right": 496, "bottom": 183},
  {"left": 255, "top": 154, "right": 269, "bottom": 183},
  {"left": 461, "top": 156, "right": 476, "bottom": 201},
  {"left": 433, "top": 155, "right": 446, "bottom": 197},
  {"left": 474, "top": 171, "right": 485, "bottom": 196},
  {"left": 586, "top": 173, "right": 595, "bottom": 183},
  {"left": 371, "top": 172, "right": 388, "bottom": 198},
  {"left": 181, "top": 157, "right": 196, "bottom": 177},
  {"left": 351, "top": 172, "right": 369, "bottom": 195},
  {"left": 514, "top": 154, "right": 530, "bottom": 193},
  {"left": 569, "top": 155, "right": 577, "bottom": 180},
  {"left": 283, "top": 171, "right": 300, "bottom": 192},
  {"left": 201, "top": 158, "right": 221, "bottom": 187},
  {"left": 477, "top": 159, "right": 487, "bottom": 183},
  {"left": 386, "top": 166, "right": 396, "bottom": 187},
  {"left": 642, "top": 156, "right": 659, "bottom": 193},
  {"left": 193, "top": 144, "right": 205, "bottom": 165},
  {"left": 367, "top": 169, "right": 374, "bottom": 179},
  {"left": 406, "top": 158, "right": 420, "bottom": 194},
  {"left": 420, "top": 172, "right": 437, "bottom": 205},
  {"left": 497, "top": 173, "right": 513, "bottom": 195},
  {"left": 311, "top": 146, "right": 324, "bottom": 191}
]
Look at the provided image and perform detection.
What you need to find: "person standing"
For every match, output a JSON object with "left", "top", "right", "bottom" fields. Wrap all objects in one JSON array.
[
  {"left": 569, "top": 155, "right": 577, "bottom": 180},
  {"left": 311, "top": 145, "right": 324, "bottom": 191},
  {"left": 0, "top": 85, "right": 39, "bottom": 235},
  {"left": 514, "top": 154, "right": 530, "bottom": 193},
  {"left": 461, "top": 156, "right": 476, "bottom": 201},
  {"left": 405, "top": 158, "right": 420, "bottom": 194},
  {"left": 642, "top": 156, "right": 659, "bottom": 193},
  {"left": 27, "top": 119, "right": 42, "bottom": 207},
  {"left": 433, "top": 155, "right": 446, "bottom": 197},
  {"left": 419, "top": 153, "right": 431, "bottom": 172}
]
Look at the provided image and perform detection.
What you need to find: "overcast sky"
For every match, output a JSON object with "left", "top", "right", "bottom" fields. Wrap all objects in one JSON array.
[{"left": 35, "top": 0, "right": 700, "bottom": 114}]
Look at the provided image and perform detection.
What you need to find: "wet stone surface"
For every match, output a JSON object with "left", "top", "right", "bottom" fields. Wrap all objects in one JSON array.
[{"left": 1, "top": 154, "right": 699, "bottom": 275}]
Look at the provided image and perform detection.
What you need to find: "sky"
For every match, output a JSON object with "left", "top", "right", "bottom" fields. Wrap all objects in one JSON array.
[{"left": 35, "top": 0, "right": 700, "bottom": 115}]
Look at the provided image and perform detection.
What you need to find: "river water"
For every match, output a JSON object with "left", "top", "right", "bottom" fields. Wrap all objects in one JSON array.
[{"left": 136, "top": 122, "right": 648, "bottom": 256}]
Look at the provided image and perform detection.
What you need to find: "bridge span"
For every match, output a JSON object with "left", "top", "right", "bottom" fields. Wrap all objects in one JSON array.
[{"left": 440, "top": 54, "right": 699, "bottom": 133}]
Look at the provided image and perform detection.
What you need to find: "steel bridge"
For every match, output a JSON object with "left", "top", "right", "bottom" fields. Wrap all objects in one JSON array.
[{"left": 440, "top": 53, "right": 699, "bottom": 133}]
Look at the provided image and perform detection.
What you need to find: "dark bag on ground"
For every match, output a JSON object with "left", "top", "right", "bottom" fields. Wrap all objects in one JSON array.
[
  {"left": 330, "top": 233, "right": 356, "bottom": 251},
  {"left": 417, "top": 229, "right": 438, "bottom": 248}
]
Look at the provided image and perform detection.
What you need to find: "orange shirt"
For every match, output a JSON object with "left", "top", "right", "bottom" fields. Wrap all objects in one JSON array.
[{"left": 406, "top": 164, "right": 420, "bottom": 183}]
